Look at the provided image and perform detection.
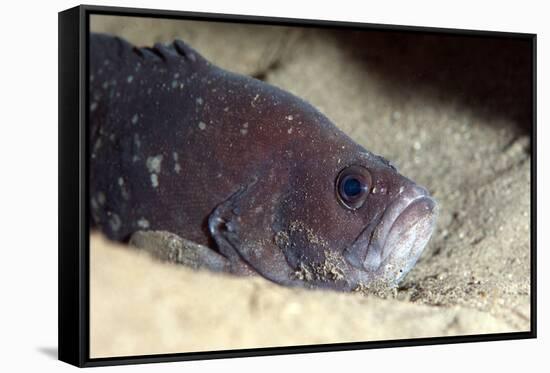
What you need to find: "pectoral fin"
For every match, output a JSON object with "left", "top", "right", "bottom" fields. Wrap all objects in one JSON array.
[{"left": 129, "top": 230, "right": 229, "bottom": 272}]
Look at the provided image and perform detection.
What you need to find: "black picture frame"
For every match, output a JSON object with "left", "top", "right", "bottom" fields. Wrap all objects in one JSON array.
[{"left": 58, "top": 4, "right": 537, "bottom": 368}]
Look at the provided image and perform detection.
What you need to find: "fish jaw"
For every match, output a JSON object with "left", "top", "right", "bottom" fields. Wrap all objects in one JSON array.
[{"left": 345, "top": 183, "right": 438, "bottom": 286}]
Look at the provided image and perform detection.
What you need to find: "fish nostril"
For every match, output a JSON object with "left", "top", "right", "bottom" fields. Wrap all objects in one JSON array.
[{"left": 397, "top": 182, "right": 430, "bottom": 199}]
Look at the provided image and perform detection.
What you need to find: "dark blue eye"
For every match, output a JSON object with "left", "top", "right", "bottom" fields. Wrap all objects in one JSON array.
[
  {"left": 343, "top": 177, "right": 362, "bottom": 197},
  {"left": 336, "top": 166, "right": 372, "bottom": 210}
]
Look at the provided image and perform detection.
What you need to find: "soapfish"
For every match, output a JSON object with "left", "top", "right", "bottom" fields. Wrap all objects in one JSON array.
[{"left": 89, "top": 33, "right": 438, "bottom": 291}]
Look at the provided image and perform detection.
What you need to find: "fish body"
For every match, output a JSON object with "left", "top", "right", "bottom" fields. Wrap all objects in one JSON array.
[{"left": 89, "top": 33, "right": 437, "bottom": 291}]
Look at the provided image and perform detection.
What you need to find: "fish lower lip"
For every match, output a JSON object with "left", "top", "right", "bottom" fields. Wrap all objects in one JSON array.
[
  {"left": 367, "top": 194, "right": 437, "bottom": 281},
  {"left": 349, "top": 182, "right": 437, "bottom": 274},
  {"left": 344, "top": 185, "right": 437, "bottom": 274}
]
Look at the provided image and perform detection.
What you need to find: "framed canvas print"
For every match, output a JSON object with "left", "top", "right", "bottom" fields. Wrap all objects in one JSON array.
[{"left": 58, "top": 4, "right": 536, "bottom": 367}]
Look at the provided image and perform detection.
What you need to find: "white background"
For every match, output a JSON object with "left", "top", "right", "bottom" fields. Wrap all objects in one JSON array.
[{"left": 0, "top": 0, "right": 545, "bottom": 371}]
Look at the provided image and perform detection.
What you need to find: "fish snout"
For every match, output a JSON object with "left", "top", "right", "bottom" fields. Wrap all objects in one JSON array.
[
  {"left": 342, "top": 183, "right": 438, "bottom": 285},
  {"left": 368, "top": 183, "right": 438, "bottom": 283}
]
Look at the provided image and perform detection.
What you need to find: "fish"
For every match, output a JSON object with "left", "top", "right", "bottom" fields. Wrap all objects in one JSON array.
[{"left": 89, "top": 32, "right": 438, "bottom": 291}]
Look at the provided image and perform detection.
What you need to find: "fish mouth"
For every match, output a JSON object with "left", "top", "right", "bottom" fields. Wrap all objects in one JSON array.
[{"left": 345, "top": 184, "right": 438, "bottom": 284}]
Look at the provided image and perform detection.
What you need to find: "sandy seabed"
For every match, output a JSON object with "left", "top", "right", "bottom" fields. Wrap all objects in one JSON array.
[{"left": 89, "top": 16, "right": 532, "bottom": 358}]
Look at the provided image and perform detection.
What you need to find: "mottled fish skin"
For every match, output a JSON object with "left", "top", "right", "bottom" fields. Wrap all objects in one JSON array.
[{"left": 89, "top": 32, "right": 438, "bottom": 291}]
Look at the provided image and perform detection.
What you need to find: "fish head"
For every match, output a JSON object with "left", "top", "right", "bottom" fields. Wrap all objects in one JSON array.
[
  {"left": 335, "top": 153, "right": 438, "bottom": 286},
  {"left": 198, "top": 78, "right": 438, "bottom": 291},
  {"left": 277, "top": 142, "right": 438, "bottom": 290}
]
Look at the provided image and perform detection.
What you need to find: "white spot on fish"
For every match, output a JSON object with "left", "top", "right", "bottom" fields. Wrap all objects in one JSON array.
[
  {"left": 189, "top": 53, "right": 196, "bottom": 62},
  {"left": 285, "top": 115, "right": 294, "bottom": 121},
  {"left": 171, "top": 80, "right": 178, "bottom": 89},
  {"left": 196, "top": 97, "right": 203, "bottom": 105},
  {"left": 243, "top": 122, "right": 249, "bottom": 128},
  {"left": 173, "top": 73, "right": 180, "bottom": 79},
  {"left": 97, "top": 192, "right": 106, "bottom": 205},
  {"left": 119, "top": 182, "right": 129, "bottom": 200},
  {"left": 240, "top": 129, "right": 248, "bottom": 135},
  {"left": 90, "top": 102, "right": 98, "bottom": 112},
  {"left": 224, "top": 107, "right": 229, "bottom": 112},
  {"left": 146, "top": 155, "right": 163, "bottom": 174},
  {"left": 150, "top": 174, "right": 159, "bottom": 188},
  {"left": 109, "top": 213, "right": 121, "bottom": 232},
  {"left": 131, "top": 114, "right": 139, "bottom": 125},
  {"left": 198, "top": 121, "right": 206, "bottom": 130},
  {"left": 137, "top": 218, "right": 150, "bottom": 229},
  {"left": 251, "top": 94, "right": 260, "bottom": 107},
  {"left": 127, "top": 75, "right": 134, "bottom": 83},
  {"left": 288, "top": 127, "right": 293, "bottom": 134},
  {"left": 399, "top": 186, "right": 405, "bottom": 194},
  {"left": 134, "top": 134, "right": 141, "bottom": 149},
  {"left": 173, "top": 152, "right": 181, "bottom": 174},
  {"left": 94, "top": 138, "right": 102, "bottom": 152}
]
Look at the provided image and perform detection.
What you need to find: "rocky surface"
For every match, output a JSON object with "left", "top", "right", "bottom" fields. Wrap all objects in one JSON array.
[{"left": 91, "top": 233, "right": 515, "bottom": 357}]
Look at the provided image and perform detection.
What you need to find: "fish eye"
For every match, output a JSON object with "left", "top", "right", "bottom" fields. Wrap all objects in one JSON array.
[{"left": 336, "top": 165, "right": 372, "bottom": 210}]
